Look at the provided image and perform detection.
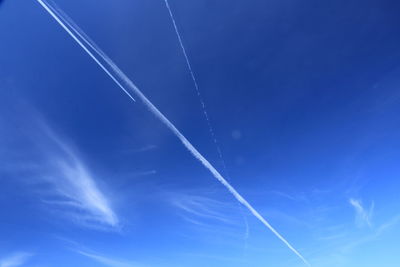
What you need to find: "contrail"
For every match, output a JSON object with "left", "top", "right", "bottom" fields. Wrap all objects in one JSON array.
[
  {"left": 36, "top": 0, "right": 136, "bottom": 103},
  {"left": 163, "top": 0, "right": 227, "bottom": 169},
  {"left": 162, "top": 0, "right": 250, "bottom": 250},
  {"left": 35, "top": 1, "right": 310, "bottom": 265}
]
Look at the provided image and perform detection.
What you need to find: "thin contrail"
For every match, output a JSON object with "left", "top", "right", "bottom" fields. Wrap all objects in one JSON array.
[
  {"left": 163, "top": 0, "right": 227, "bottom": 170},
  {"left": 35, "top": 1, "right": 310, "bottom": 265},
  {"left": 162, "top": 0, "right": 251, "bottom": 249},
  {"left": 163, "top": 0, "right": 252, "bottom": 255}
]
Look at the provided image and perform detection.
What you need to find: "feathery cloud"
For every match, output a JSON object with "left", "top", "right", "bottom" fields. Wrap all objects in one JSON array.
[
  {"left": 38, "top": 124, "right": 119, "bottom": 229},
  {"left": 1, "top": 113, "right": 119, "bottom": 230}
]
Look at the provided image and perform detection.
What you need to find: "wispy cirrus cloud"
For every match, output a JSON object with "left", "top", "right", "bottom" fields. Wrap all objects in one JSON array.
[
  {"left": 57, "top": 238, "right": 144, "bottom": 267},
  {"left": 44, "top": 155, "right": 119, "bottom": 229},
  {"left": 1, "top": 110, "right": 119, "bottom": 230},
  {"left": 162, "top": 191, "right": 253, "bottom": 258},
  {"left": 170, "top": 193, "right": 239, "bottom": 226},
  {"left": 167, "top": 191, "right": 252, "bottom": 245},
  {"left": 37, "top": 123, "right": 119, "bottom": 230},
  {"left": 0, "top": 252, "right": 33, "bottom": 267},
  {"left": 76, "top": 250, "right": 142, "bottom": 267},
  {"left": 349, "top": 198, "right": 373, "bottom": 227}
]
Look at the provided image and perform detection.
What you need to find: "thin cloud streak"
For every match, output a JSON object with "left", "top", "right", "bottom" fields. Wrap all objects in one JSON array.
[
  {"left": 77, "top": 250, "right": 141, "bottom": 267},
  {"left": 0, "top": 252, "right": 33, "bottom": 267},
  {"left": 60, "top": 238, "right": 144, "bottom": 267},
  {"left": 349, "top": 198, "right": 373, "bottom": 227},
  {"left": 127, "top": 145, "right": 157, "bottom": 153},
  {"left": 36, "top": 1, "right": 310, "bottom": 265}
]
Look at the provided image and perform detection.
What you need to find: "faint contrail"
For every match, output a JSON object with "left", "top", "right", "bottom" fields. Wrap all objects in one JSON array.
[
  {"left": 162, "top": 0, "right": 250, "bottom": 250},
  {"left": 163, "top": 0, "right": 227, "bottom": 169},
  {"left": 36, "top": 1, "right": 310, "bottom": 265}
]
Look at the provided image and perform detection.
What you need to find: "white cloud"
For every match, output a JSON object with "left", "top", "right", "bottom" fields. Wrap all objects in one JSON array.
[
  {"left": 39, "top": 125, "right": 119, "bottom": 229},
  {"left": 349, "top": 198, "right": 373, "bottom": 227},
  {"left": 0, "top": 252, "right": 33, "bottom": 267},
  {"left": 2, "top": 114, "right": 119, "bottom": 230},
  {"left": 0, "top": 108, "right": 119, "bottom": 230},
  {"left": 48, "top": 154, "right": 118, "bottom": 228}
]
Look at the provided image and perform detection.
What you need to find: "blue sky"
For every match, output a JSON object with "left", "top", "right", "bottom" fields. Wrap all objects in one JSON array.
[{"left": 1, "top": 0, "right": 400, "bottom": 266}]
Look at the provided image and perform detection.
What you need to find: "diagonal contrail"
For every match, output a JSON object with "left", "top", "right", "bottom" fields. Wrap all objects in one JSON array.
[
  {"left": 36, "top": 0, "right": 136, "bottom": 103},
  {"left": 163, "top": 0, "right": 227, "bottom": 173},
  {"left": 35, "top": 0, "right": 310, "bottom": 265},
  {"left": 163, "top": 0, "right": 250, "bottom": 253}
]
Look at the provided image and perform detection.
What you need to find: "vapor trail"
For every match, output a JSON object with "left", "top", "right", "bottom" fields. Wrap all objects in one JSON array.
[
  {"left": 163, "top": 0, "right": 250, "bottom": 249},
  {"left": 163, "top": 0, "right": 227, "bottom": 168},
  {"left": 36, "top": 0, "right": 136, "bottom": 103},
  {"left": 36, "top": 1, "right": 310, "bottom": 265}
]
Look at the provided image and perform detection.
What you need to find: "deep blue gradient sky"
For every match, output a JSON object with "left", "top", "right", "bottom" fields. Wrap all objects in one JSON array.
[{"left": 1, "top": 0, "right": 400, "bottom": 266}]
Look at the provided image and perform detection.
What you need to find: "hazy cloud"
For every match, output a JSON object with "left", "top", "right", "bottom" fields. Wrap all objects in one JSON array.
[{"left": 0, "top": 252, "right": 33, "bottom": 267}]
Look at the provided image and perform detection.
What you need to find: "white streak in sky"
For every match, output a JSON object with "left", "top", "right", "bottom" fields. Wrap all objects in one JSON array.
[
  {"left": 36, "top": 1, "right": 310, "bottom": 265},
  {"left": 77, "top": 250, "right": 140, "bottom": 267},
  {"left": 36, "top": 0, "right": 136, "bottom": 103},
  {"left": 163, "top": 0, "right": 228, "bottom": 182},
  {"left": 60, "top": 239, "right": 143, "bottom": 267},
  {"left": 163, "top": 0, "right": 250, "bottom": 252},
  {"left": 349, "top": 198, "right": 373, "bottom": 227},
  {"left": 128, "top": 145, "right": 157, "bottom": 153},
  {"left": 0, "top": 252, "right": 33, "bottom": 267}
]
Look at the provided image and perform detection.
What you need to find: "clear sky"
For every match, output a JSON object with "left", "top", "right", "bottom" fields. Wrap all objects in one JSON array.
[{"left": 1, "top": 0, "right": 400, "bottom": 266}]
